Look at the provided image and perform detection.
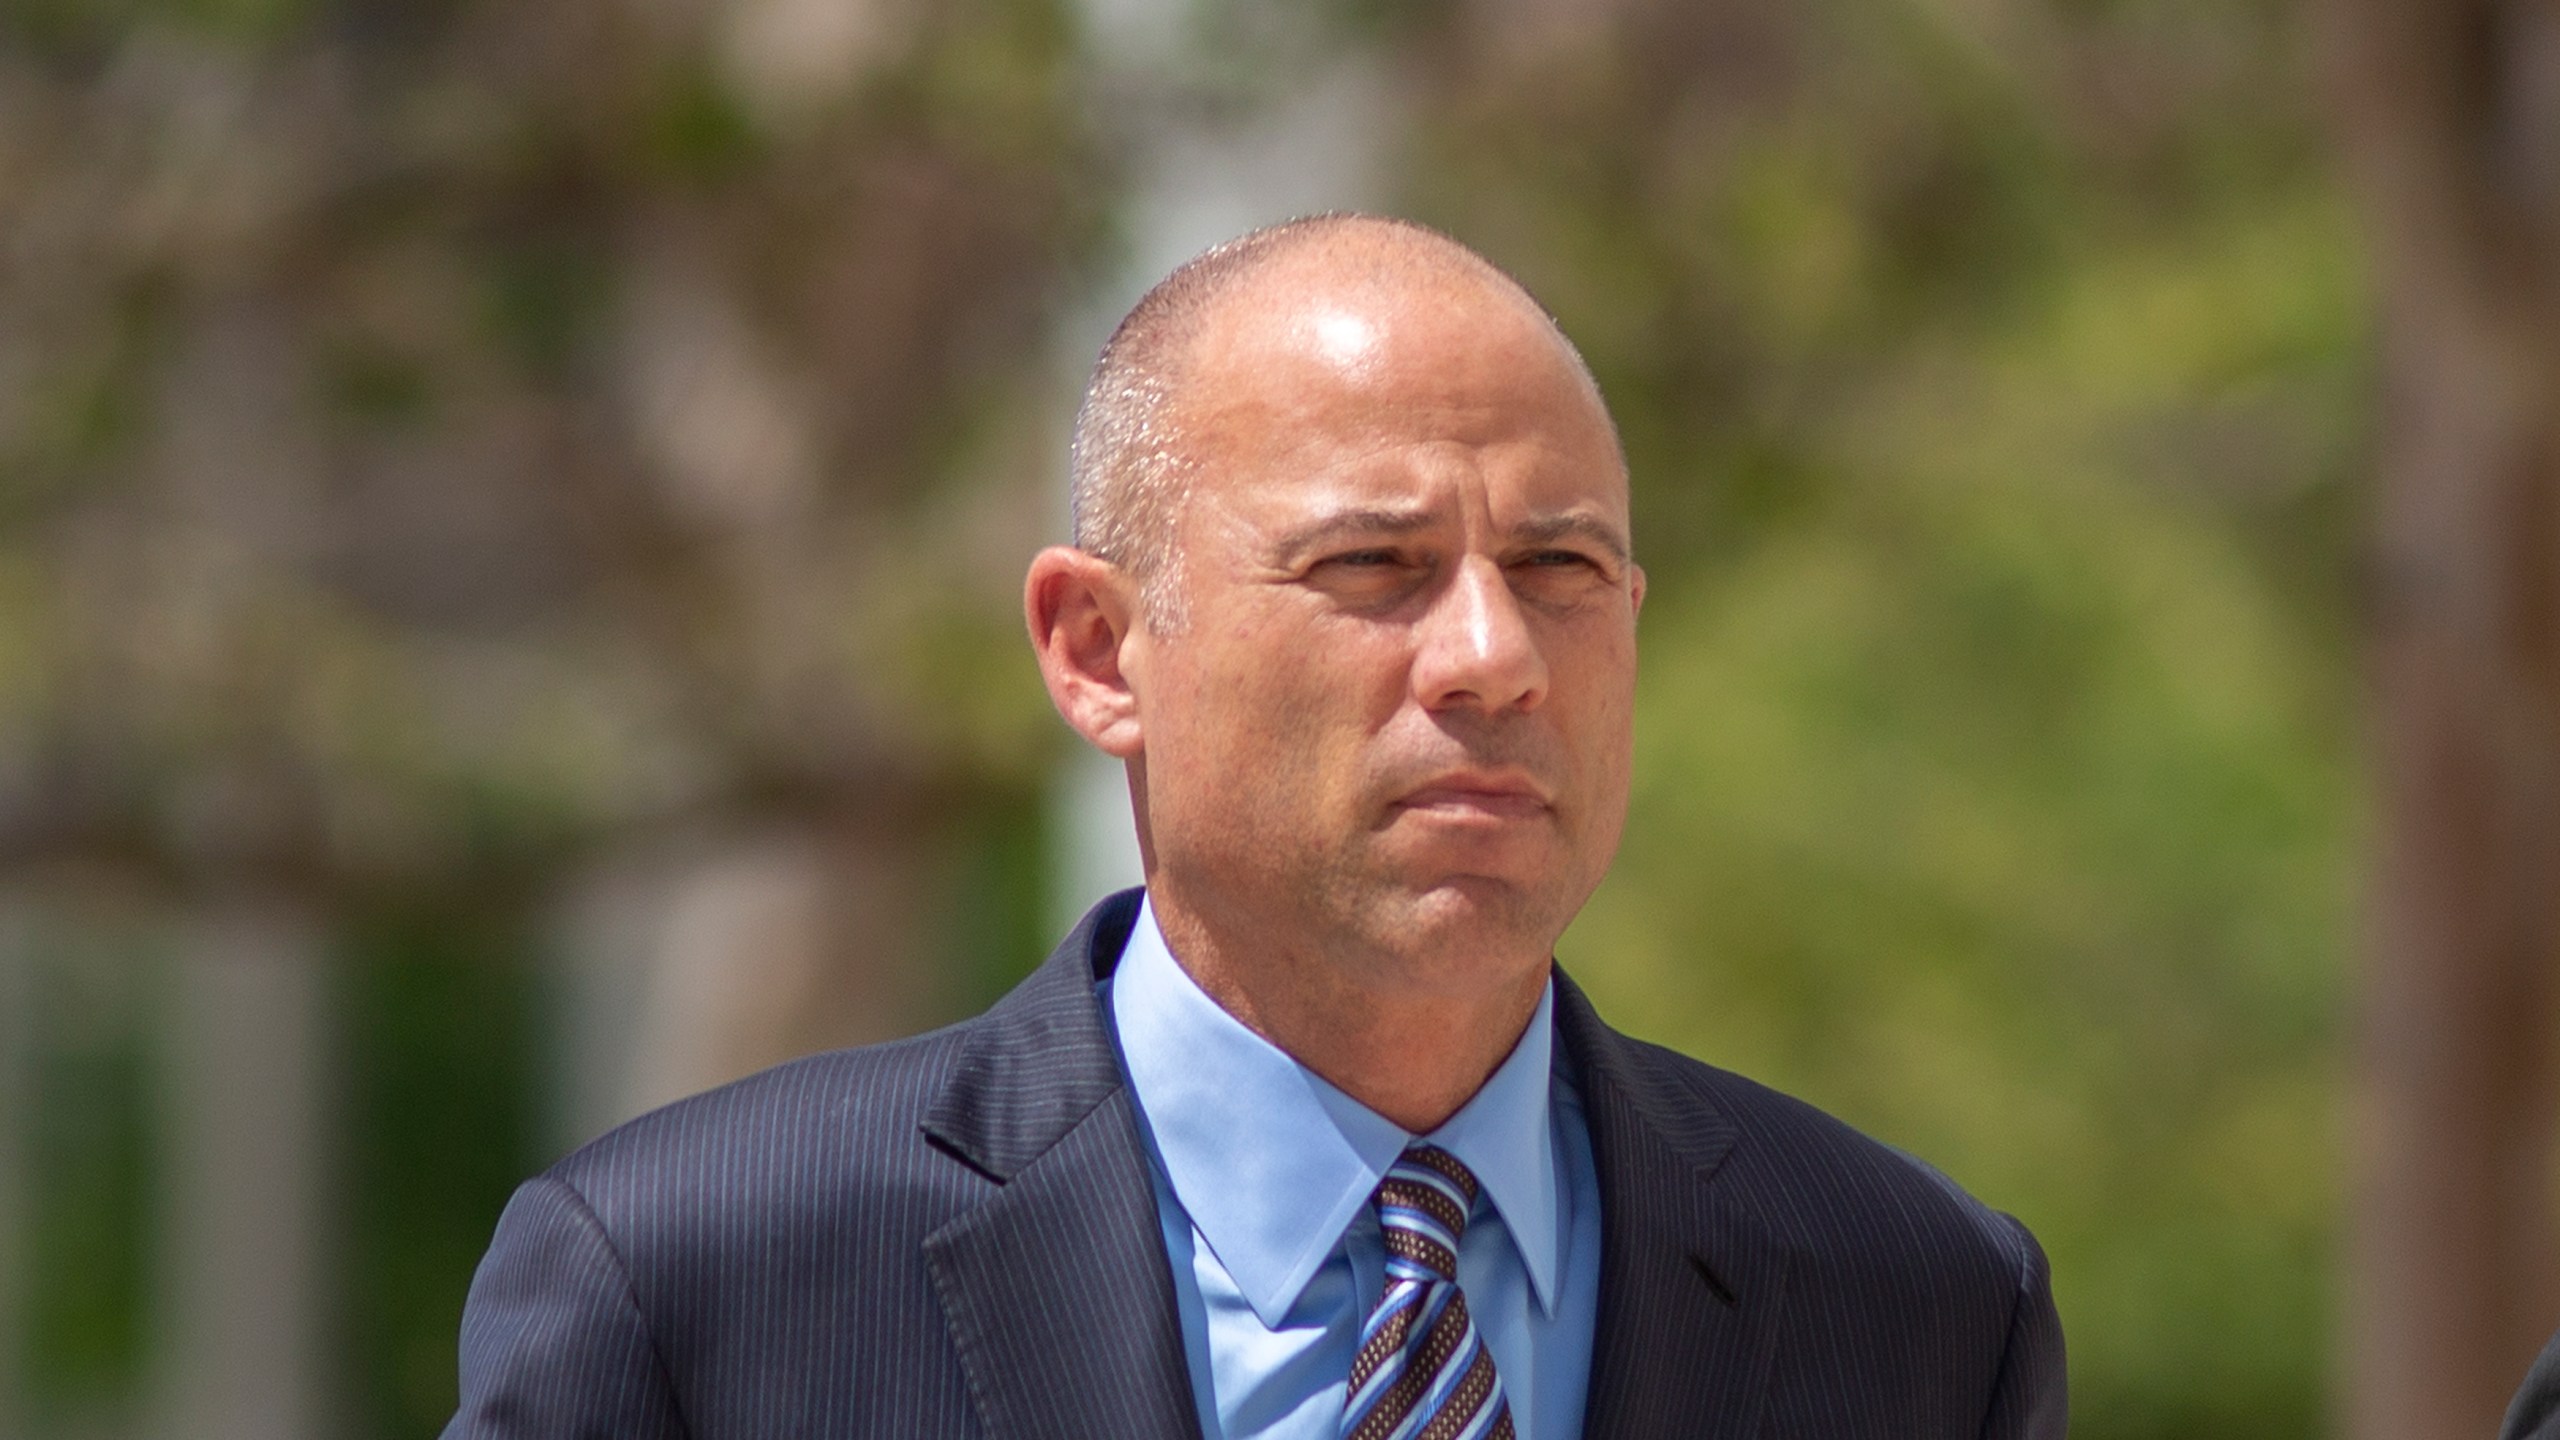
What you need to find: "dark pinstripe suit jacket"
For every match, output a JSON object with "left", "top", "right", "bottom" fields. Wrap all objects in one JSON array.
[
  {"left": 446, "top": 888, "right": 2066, "bottom": 1438},
  {"left": 2506, "top": 1330, "right": 2560, "bottom": 1440}
]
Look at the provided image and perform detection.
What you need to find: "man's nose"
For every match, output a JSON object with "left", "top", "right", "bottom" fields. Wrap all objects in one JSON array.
[{"left": 1412, "top": 555, "right": 1549, "bottom": 713}]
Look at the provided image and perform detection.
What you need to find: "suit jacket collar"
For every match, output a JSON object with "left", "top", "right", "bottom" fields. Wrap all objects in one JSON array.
[
  {"left": 920, "top": 887, "right": 1143, "bottom": 1182},
  {"left": 919, "top": 889, "right": 1792, "bottom": 1440}
]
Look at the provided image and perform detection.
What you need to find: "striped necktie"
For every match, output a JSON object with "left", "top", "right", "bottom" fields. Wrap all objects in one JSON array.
[{"left": 1341, "top": 1145, "right": 1515, "bottom": 1440}]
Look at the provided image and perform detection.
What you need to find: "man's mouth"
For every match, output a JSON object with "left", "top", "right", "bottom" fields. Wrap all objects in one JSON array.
[{"left": 1391, "top": 771, "right": 1552, "bottom": 820}]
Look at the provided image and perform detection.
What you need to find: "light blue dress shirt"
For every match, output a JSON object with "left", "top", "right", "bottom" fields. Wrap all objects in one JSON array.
[{"left": 1103, "top": 896, "right": 1602, "bottom": 1440}]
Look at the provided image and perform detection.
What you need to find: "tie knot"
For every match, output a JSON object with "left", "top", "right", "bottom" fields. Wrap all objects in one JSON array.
[{"left": 1375, "top": 1145, "right": 1479, "bottom": 1282}]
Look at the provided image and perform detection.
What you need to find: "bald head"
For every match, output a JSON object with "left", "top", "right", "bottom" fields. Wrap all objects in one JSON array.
[{"left": 1069, "top": 214, "right": 1615, "bottom": 626}]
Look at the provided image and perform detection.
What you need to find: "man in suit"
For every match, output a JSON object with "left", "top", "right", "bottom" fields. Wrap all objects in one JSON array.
[{"left": 445, "top": 214, "right": 2066, "bottom": 1438}]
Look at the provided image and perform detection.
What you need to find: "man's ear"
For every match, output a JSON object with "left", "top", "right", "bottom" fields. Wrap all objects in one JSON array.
[{"left": 1025, "top": 545, "right": 1147, "bottom": 759}]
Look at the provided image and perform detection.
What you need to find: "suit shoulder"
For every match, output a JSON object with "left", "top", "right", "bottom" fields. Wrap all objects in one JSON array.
[
  {"left": 538, "top": 1018, "right": 981, "bottom": 1236},
  {"left": 1591, "top": 1034, "right": 2064, "bottom": 1435},
  {"left": 1605, "top": 1033, "right": 2042, "bottom": 1284}
]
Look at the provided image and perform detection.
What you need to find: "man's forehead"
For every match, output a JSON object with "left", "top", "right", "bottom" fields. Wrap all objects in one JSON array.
[
  {"left": 1183, "top": 243, "right": 1553, "bottom": 366},
  {"left": 1173, "top": 276, "right": 1608, "bottom": 462},
  {"left": 1155, "top": 254, "right": 1625, "bottom": 528}
]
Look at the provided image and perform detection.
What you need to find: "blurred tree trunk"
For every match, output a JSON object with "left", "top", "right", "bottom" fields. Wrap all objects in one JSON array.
[
  {"left": 151, "top": 903, "right": 328, "bottom": 1440},
  {"left": 2327, "top": 0, "right": 2560, "bottom": 1434},
  {"left": 554, "top": 819, "right": 939, "bottom": 1145},
  {"left": 0, "top": 905, "right": 25, "bottom": 1439}
]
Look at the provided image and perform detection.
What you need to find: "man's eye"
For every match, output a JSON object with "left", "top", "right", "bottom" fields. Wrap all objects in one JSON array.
[
  {"left": 1306, "top": 549, "right": 1425, "bottom": 602},
  {"left": 1521, "top": 550, "right": 1599, "bottom": 571}
]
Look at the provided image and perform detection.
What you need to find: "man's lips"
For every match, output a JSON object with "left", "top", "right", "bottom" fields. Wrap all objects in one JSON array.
[{"left": 1390, "top": 773, "right": 1553, "bottom": 820}]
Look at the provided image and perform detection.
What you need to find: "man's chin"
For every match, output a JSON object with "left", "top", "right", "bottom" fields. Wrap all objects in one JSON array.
[
  {"left": 1375, "top": 816, "right": 1561, "bottom": 879},
  {"left": 1367, "top": 873, "right": 1568, "bottom": 953}
]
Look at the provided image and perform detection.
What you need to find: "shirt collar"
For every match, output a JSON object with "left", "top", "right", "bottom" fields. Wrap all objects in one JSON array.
[{"left": 1109, "top": 895, "right": 1566, "bottom": 1329}]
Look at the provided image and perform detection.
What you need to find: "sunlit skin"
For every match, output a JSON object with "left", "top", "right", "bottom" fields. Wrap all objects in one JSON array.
[{"left": 1026, "top": 241, "right": 1644, "bottom": 1132}]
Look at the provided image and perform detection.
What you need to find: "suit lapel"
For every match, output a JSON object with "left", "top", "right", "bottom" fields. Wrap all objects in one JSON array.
[
  {"left": 918, "top": 891, "right": 1205, "bottom": 1440},
  {"left": 1557, "top": 973, "right": 1795, "bottom": 1440}
]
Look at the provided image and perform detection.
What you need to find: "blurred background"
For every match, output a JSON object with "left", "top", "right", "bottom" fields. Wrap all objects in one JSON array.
[{"left": 3, "top": 0, "right": 2555, "bottom": 1436}]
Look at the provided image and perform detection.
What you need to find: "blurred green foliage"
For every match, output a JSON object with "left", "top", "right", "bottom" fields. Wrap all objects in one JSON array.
[
  {"left": 335, "top": 906, "right": 539, "bottom": 1440},
  {"left": 22, "top": 929, "right": 159, "bottom": 1434},
  {"left": 5, "top": 0, "right": 1101, "bottom": 1428}
]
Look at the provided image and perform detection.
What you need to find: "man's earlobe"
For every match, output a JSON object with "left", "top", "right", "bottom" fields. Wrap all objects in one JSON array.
[{"left": 1025, "top": 546, "right": 1146, "bottom": 759}]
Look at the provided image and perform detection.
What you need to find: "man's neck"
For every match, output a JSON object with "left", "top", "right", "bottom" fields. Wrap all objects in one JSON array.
[{"left": 1143, "top": 888, "right": 1551, "bottom": 1133}]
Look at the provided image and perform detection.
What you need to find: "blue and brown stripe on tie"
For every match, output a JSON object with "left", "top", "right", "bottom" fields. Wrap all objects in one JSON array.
[{"left": 1342, "top": 1146, "right": 1515, "bottom": 1440}]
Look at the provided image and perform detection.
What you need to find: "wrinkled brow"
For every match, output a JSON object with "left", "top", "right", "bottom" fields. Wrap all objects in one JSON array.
[{"left": 1265, "top": 507, "right": 1435, "bottom": 565}]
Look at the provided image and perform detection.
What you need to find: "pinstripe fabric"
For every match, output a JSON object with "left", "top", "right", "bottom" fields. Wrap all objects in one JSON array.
[
  {"left": 2505, "top": 1329, "right": 2560, "bottom": 1440},
  {"left": 445, "top": 888, "right": 2066, "bottom": 1440}
]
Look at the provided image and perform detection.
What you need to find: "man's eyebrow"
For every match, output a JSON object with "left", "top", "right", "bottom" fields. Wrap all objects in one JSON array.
[
  {"left": 1267, "top": 508, "right": 1634, "bottom": 566},
  {"left": 1267, "top": 508, "right": 1435, "bottom": 562},
  {"left": 1512, "top": 513, "right": 1632, "bottom": 565}
]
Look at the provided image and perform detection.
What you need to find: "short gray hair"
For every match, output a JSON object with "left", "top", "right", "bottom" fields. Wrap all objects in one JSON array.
[{"left": 1067, "top": 213, "right": 1601, "bottom": 629}]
